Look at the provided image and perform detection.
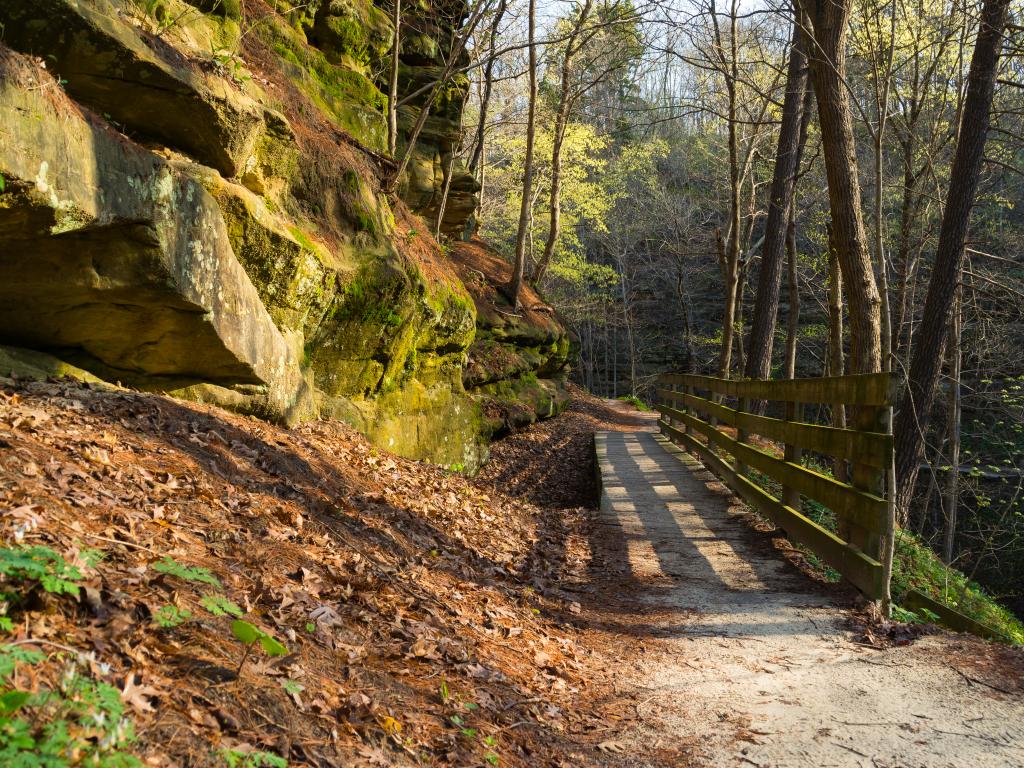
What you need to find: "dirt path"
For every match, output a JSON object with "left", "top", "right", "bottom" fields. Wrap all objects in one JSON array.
[{"left": 590, "top": 426, "right": 1024, "bottom": 768}]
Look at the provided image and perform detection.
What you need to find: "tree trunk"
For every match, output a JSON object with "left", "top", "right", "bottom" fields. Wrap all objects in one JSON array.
[
  {"left": 942, "top": 285, "right": 962, "bottom": 563},
  {"left": 745, "top": 18, "right": 808, "bottom": 381},
  {"left": 894, "top": 0, "right": 1010, "bottom": 519},
  {"left": 508, "top": 0, "right": 538, "bottom": 308},
  {"left": 799, "top": 0, "right": 882, "bottom": 374},
  {"left": 387, "top": 0, "right": 401, "bottom": 157},
  {"left": 827, "top": 226, "right": 848, "bottom": 483},
  {"left": 468, "top": 0, "right": 507, "bottom": 182},
  {"left": 532, "top": 0, "right": 594, "bottom": 284},
  {"left": 783, "top": 205, "right": 800, "bottom": 380},
  {"left": 715, "top": 0, "right": 742, "bottom": 380}
]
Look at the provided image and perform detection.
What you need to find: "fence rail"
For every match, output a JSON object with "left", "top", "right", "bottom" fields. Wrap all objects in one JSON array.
[{"left": 656, "top": 372, "right": 896, "bottom": 600}]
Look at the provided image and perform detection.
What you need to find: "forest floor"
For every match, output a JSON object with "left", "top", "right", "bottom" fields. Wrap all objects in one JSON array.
[{"left": 1, "top": 378, "right": 1023, "bottom": 766}]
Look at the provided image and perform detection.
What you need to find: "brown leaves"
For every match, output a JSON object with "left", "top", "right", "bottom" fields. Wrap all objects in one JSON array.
[
  {"left": 121, "top": 673, "right": 162, "bottom": 715},
  {"left": 0, "top": 378, "right": 625, "bottom": 766}
]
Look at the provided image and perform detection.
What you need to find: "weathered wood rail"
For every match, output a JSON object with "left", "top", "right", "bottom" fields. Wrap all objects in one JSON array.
[{"left": 656, "top": 372, "right": 896, "bottom": 600}]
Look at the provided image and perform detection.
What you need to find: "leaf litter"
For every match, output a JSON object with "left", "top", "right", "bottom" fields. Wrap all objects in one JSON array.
[{"left": 0, "top": 377, "right": 652, "bottom": 766}]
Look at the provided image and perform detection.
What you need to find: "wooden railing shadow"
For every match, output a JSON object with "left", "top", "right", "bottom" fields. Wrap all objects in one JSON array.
[{"left": 655, "top": 372, "right": 896, "bottom": 601}]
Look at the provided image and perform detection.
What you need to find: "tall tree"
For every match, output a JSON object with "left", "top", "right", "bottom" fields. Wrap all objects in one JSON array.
[
  {"left": 744, "top": 14, "right": 809, "bottom": 381},
  {"left": 508, "top": 0, "right": 539, "bottom": 308},
  {"left": 387, "top": 0, "right": 402, "bottom": 157},
  {"left": 531, "top": 0, "right": 596, "bottom": 284},
  {"left": 468, "top": 0, "right": 508, "bottom": 221},
  {"left": 798, "top": 0, "right": 882, "bottom": 373},
  {"left": 893, "top": 0, "right": 1011, "bottom": 520}
]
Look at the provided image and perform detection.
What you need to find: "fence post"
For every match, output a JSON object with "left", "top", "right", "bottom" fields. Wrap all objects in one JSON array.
[
  {"left": 848, "top": 403, "right": 887, "bottom": 562},
  {"left": 735, "top": 395, "right": 750, "bottom": 476},
  {"left": 781, "top": 399, "right": 803, "bottom": 510},
  {"left": 680, "top": 381, "right": 688, "bottom": 434}
]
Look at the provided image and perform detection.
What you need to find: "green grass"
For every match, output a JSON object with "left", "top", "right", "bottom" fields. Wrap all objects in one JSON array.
[
  {"left": 617, "top": 394, "right": 651, "bottom": 412},
  {"left": 890, "top": 530, "right": 1024, "bottom": 644},
  {"left": 745, "top": 464, "right": 1024, "bottom": 644}
]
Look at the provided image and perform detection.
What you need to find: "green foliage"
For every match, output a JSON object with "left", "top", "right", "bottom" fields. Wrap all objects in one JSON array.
[
  {"left": 201, "top": 594, "right": 244, "bottom": 618},
  {"left": 0, "top": 546, "right": 83, "bottom": 608},
  {"left": 617, "top": 394, "right": 651, "bottom": 412},
  {"left": 889, "top": 531, "right": 1024, "bottom": 644},
  {"left": 151, "top": 557, "right": 221, "bottom": 588},
  {"left": 230, "top": 620, "right": 288, "bottom": 657},
  {"left": 0, "top": 644, "right": 141, "bottom": 767},
  {"left": 219, "top": 749, "right": 288, "bottom": 768},
  {"left": 154, "top": 605, "right": 192, "bottom": 628}
]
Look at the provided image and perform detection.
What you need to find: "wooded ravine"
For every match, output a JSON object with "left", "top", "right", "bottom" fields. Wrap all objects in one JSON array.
[{"left": 1, "top": 0, "right": 1024, "bottom": 765}]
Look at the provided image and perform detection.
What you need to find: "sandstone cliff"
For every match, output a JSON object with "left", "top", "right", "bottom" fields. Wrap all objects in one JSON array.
[{"left": 0, "top": 0, "right": 569, "bottom": 470}]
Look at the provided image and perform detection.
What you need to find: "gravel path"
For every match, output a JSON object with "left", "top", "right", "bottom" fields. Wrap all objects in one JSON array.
[{"left": 593, "top": 427, "right": 1024, "bottom": 768}]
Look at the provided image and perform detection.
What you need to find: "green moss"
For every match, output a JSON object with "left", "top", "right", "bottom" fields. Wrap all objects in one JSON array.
[
  {"left": 890, "top": 532, "right": 1024, "bottom": 644},
  {"left": 264, "top": 19, "right": 387, "bottom": 150},
  {"left": 287, "top": 225, "right": 316, "bottom": 251},
  {"left": 310, "top": 0, "right": 392, "bottom": 73}
]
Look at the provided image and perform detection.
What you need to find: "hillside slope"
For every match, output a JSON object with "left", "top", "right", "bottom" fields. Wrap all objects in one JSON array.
[{"left": 0, "top": 376, "right": 617, "bottom": 766}]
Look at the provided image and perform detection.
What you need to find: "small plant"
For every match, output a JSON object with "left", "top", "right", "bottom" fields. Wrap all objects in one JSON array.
[
  {"left": 219, "top": 748, "right": 288, "bottom": 768},
  {"left": 438, "top": 679, "right": 450, "bottom": 704},
  {"left": 0, "top": 643, "right": 141, "bottom": 766},
  {"left": 230, "top": 620, "right": 288, "bottom": 676},
  {"left": 0, "top": 546, "right": 84, "bottom": 624},
  {"left": 209, "top": 46, "right": 250, "bottom": 84},
  {"left": 151, "top": 557, "right": 221, "bottom": 588},
  {"left": 125, "top": 0, "right": 193, "bottom": 36},
  {"left": 890, "top": 605, "right": 919, "bottom": 623},
  {"left": 617, "top": 394, "right": 651, "bottom": 412},
  {"left": 201, "top": 594, "right": 243, "bottom": 618},
  {"left": 154, "top": 605, "right": 192, "bottom": 628}
]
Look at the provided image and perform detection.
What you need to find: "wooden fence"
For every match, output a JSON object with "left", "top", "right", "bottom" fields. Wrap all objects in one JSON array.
[{"left": 656, "top": 372, "right": 896, "bottom": 600}]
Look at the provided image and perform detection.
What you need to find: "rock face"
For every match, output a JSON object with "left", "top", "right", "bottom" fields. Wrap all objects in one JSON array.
[{"left": 0, "top": 0, "right": 567, "bottom": 471}]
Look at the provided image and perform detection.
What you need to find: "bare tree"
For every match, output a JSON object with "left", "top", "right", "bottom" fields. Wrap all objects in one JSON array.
[
  {"left": 508, "top": 0, "right": 539, "bottom": 307},
  {"left": 894, "top": 0, "right": 1011, "bottom": 520}
]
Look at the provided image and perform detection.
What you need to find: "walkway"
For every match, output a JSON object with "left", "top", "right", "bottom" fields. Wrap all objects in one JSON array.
[{"left": 593, "top": 428, "right": 1024, "bottom": 767}]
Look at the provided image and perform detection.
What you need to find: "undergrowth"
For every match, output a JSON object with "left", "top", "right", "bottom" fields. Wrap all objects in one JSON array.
[
  {"left": 744, "top": 463, "right": 1024, "bottom": 644},
  {"left": 617, "top": 394, "right": 651, "bottom": 412}
]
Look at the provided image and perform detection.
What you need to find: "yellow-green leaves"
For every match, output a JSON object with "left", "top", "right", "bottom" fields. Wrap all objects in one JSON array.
[{"left": 230, "top": 620, "right": 288, "bottom": 657}]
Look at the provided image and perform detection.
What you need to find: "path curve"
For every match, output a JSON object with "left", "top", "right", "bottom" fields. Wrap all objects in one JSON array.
[{"left": 593, "top": 427, "right": 1024, "bottom": 767}]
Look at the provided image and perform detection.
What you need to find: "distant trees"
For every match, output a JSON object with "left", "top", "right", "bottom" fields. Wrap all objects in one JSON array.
[{"left": 463, "top": 0, "right": 1024, "bottom": 622}]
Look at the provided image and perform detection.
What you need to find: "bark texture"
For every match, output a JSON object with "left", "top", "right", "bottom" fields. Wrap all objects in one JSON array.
[{"left": 799, "top": 0, "right": 882, "bottom": 374}]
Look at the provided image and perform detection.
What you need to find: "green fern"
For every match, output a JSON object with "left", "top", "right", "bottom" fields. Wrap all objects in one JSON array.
[
  {"left": 0, "top": 546, "right": 83, "bottom": 605},
  {"left": 151, "top": 557, "right": 221, "bottom": 588}
]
